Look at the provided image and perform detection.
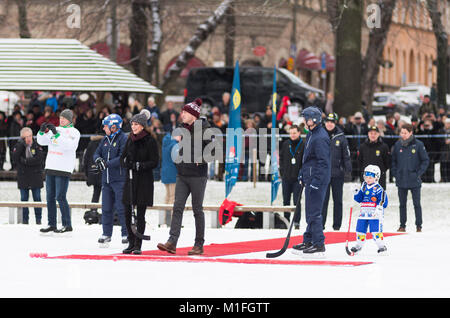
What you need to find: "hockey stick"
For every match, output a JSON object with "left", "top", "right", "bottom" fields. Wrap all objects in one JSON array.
[
  {"left": 266, "top": 184, "right": 304, "bottom": 258},
  {"left": 345, "top": 207, "right": 354, "bottom": 256},
  {"left": 129, "top": 169, "right": 150, "bottom": 241}
]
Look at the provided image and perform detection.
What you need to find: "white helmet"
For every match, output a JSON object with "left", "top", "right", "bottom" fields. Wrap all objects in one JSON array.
[{"left": 364, "top": 164, "right": 381, "bottom": 181}]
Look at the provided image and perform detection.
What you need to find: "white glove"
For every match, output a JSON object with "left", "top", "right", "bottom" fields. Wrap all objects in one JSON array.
[
  {"left": 352, "top": 184, "right": 360, "bottom": 195},
  {"left": 374, "top": 205, "right": 384, "bottom": 219}
]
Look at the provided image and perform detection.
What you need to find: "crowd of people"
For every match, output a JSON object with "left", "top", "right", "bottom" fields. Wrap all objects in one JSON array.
[{"left": 2, "top": 90, "right": 449, "bottom": 238}]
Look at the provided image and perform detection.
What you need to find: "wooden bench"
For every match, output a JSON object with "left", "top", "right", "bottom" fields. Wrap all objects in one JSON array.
[{"left": 0, "top": 202, "right": 295, "bottom": 229}]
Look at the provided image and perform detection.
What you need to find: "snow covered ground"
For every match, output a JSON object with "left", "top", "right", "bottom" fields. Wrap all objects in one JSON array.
[{"left": 0, "top": 180, "right": 449, "bottom": 299}]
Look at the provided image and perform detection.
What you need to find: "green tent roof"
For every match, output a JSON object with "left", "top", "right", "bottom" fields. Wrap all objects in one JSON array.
[{"left": 0, "top": 38, "right": 162, "bottom": 94}]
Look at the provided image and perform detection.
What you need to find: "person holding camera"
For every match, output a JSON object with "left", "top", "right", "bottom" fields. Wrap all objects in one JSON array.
[
  {"left": 12, "top": 127, "right": 45, "bottom": 224},
  {"left": 93, "top": 114, "right": 128, "bottom": 246},
  {"left": 37, "top": 109, "right": 80, "bottom": 234}
]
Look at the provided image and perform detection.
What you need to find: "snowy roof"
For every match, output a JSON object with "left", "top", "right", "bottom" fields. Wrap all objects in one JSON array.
[{"left": 0, "top": 38, "right": 162, "bottom": 94}]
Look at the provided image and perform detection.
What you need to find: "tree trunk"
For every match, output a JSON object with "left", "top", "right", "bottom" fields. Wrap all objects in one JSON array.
[
  {"left": 332, "top": 0, "right": 362, "bottom": 118},
  {"left": 16, "top": 0, "right": 31, "bottom": 38},
  {"left": 146, "top": 0, "right": 163, "bottom": 85},
  {"left": 129, "top": 0, "right": 148, "bottom": 79},
  {"left": 157, "top": 0, "right": 234, "bottom": 105},
  {"left": 224, "top": 2, "right": 235, "bottom": 67},
  {"left": 426, "top": 0, "right": 448, "bottom": 111},
  {"left": 361, "top": 0, "right": 396, "bottom": 115},
  {"left": 109, "top": 0, "right": 118, "bottom": 62}
]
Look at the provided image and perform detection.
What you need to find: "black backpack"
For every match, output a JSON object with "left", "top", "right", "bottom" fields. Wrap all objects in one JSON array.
[{"left": 83, "top": 209, "right": 101, "bottom": 225}]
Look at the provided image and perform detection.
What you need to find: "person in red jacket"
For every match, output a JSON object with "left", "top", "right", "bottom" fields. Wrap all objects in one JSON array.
[{"left": 35, "top": 106, "right": 59, "bottom": 128}]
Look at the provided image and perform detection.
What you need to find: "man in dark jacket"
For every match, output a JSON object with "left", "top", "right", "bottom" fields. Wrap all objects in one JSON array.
[
  {"left": 357, "top": 126, "right": 391, "bottom": 189},
  {"left": 93, "top": 114, "right": 128, "bottom": 246},
  {"left": 391, "top": 124, "right": 429, "bottom": 232},
  {"left": 12, "top": 127, "right": 44, "bottom": 224},
  {"left": 293, "top": 106, "right": 331, "bottom": 255},
  {"left": 279, "top": 125, "right": 304, "bottom": 228},
  {"left": 158, "top": 98, "right": 212, "bottom": 256},
  {"left": 321, "top": 113, "right": 352, "bottom": 231}
]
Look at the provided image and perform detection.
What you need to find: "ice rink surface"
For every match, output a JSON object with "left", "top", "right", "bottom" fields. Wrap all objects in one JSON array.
[{"left": 0, "top": 180, "right": 449, "bottom": 299}]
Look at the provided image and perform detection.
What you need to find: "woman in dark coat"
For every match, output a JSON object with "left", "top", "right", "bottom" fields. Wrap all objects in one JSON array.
[{"left": 120, "top": 110, "right": 159, "bottom": 254}]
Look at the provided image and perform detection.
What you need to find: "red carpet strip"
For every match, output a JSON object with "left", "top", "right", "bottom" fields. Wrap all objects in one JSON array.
[
  {"left": 40, "top": 253, "right": 373, "bottom": 266},
  {"left": 30, "top": 232, "right": 404, "bottom": 266}
]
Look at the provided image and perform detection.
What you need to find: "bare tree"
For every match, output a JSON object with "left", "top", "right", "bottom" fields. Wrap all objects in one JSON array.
[
  {"left": 157, "top": 0, "right": 234, "bottom": 105},
  {"left": 146, "top": 0, "right": 163, "bottom": 85},
  {"left": 361, "top": 0, "right": 397, "bottom": 114},
  {"left": 224, "top": 1, "right": 235, "bottom": 67},
  {"left": 16, "top": 0, "right": 31, "bottom": 38},
  {"left": 109, "top": 0, "right": 118, "bottom": 62},
  {"left": 129, "top": 0, "right": 149, "bottom": 80},
  {"left": 426, "top": 0, "right": 448, "bottom": 111},
  {"left": 327, "top": 0, "right": 362, "bottom": 117}
]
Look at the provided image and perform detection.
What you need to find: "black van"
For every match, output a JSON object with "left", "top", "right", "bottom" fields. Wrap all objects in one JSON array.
[{"left": 184, "top": 66, "right": 324, "bottom": 114}]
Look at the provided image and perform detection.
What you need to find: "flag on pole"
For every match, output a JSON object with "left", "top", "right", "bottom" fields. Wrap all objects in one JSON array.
[
  {"left": 271, "top": 66, "right": 280, "bottom": 204},
  {"left": 225, "top": 61, "right": 242, "bottom": 198}
]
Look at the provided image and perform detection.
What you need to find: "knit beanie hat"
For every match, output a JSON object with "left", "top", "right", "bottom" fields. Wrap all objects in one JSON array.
[
  {"left": 60, "top": 109, "right": 74, "bottom": 123},
  {"left": 182, "top": 98, "right": 202, "bottom": 118},
  {"left": 131, "top": 109, "right": 151, "bottom": 127}
]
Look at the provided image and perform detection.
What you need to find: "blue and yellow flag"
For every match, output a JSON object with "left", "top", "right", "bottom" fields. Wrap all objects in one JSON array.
[
  {"left": 225, "top": 61, "right": 242, "bottom": 198},
  {"left": 271, "top": 66, "right": 280, "bottom": 204}
]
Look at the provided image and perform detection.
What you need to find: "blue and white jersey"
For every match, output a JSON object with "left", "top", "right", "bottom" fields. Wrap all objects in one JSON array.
[{"left": 354, "top": 182, "right": 388, "bottom": 219}]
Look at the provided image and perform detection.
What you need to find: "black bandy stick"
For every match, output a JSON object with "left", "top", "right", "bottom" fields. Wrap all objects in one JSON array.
[{"left": 266, "top": 184, "right": 304, "bottom": 258}]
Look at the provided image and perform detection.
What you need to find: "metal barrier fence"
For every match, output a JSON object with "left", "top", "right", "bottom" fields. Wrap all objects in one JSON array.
[{"left": 0, "top": 133, "right": 448, "bottom": 182}]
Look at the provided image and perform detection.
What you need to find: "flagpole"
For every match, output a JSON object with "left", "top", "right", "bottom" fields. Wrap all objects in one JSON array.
[{"left": 224, "top": 60, "right": 241, "bottom": 199}]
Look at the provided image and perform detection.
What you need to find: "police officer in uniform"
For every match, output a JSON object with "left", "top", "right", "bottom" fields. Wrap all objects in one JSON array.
[
  {"left": 321, "top": 113, "right": 352, "bottom": 231},
  {"left": 357, "top": 125, "right": 391, "bottom": 190}
]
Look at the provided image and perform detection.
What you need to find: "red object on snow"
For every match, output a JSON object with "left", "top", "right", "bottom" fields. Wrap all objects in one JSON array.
[{"left": 219, "top": 199, "right": 243, "bottom": 225}]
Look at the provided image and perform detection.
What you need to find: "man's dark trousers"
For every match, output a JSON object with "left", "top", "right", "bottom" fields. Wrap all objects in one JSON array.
[
  {"left": 303, "top": 184, "right": 327, "bottom": 246},
  {"left": 398, "top": 187, "right": 422, "bottom": 228},
  {"left": 168, "top": 175, "right": 207, "bottom": 247},
  {"left": 321, "top": 177, "right": 344, "bottom": 230}
]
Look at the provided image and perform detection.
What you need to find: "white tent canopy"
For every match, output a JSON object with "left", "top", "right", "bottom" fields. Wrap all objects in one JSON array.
[{"left": 0, "top": 38, "right": 162, "bottom": 94}]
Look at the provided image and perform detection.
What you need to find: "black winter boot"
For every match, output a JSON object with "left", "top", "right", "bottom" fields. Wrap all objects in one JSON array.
[{"left": 122, "top": 238, "right": 135, "bottom": 254}]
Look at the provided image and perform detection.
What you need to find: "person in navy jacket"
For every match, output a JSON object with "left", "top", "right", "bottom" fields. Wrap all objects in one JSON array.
[
  {"left": 321, "top": 113, "right": 352, "bottom": 231},
  {"left": 93, "top": 114, "right": 128, "bottom": 246},
  {"left": 293, "top": 106, "right": 331, "bottom": 255},
  {"left": 391, "top": 123, "right": 429, "bottom": 232}
]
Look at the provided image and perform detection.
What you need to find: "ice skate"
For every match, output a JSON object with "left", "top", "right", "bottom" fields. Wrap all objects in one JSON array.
[
  {"left": 291, "top": 242, "right": 312, "bottom": 255},
  {"left": 39, "top": 226, "right": 56, "bottom": 236},
  {"left": 302, "top": 244, "right": 326, "bottom": 259},
  {"left": 351, "top": 245, "right": 362, "bottom": 254},
  {"left": 121, "top": 236, "right": 129, "bottom": 244},
  {"left": 54, "top": 226, "right": 73, "bottom": 237},
  {"left": 98, "top": 236, "right": 111, "bottom": 248},
  {"left": 377, "top": 246, "right": 387, "bottom": 255}
]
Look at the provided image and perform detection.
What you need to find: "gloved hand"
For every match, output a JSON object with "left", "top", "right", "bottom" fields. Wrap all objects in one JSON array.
[
  {"left": 133, "top": 161, "right": 142, "bottom": 171},
  {"left": 95, "top": 157, "right": 106, "bottom": 171},
  {"left": 374, "top": 205, "right": 384, "bottom": 219},
  {"left": 46, "top": 123, "right": 57, "bottom": 135},
  {"left": 39, "top": 123, "right": 47, "bottom": 132}
]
